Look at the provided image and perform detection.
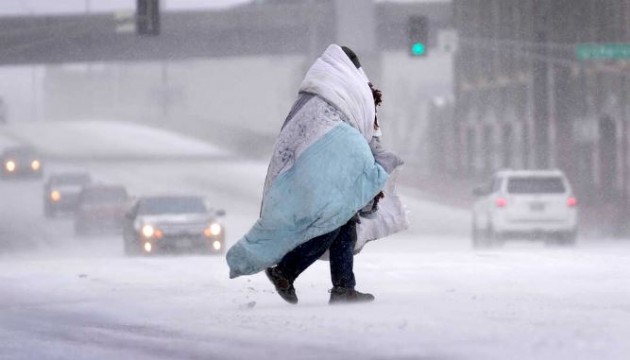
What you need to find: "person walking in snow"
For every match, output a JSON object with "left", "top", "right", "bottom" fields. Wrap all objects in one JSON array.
[{"left": 226, "top": 44, "right": 406, "bottom": 304}]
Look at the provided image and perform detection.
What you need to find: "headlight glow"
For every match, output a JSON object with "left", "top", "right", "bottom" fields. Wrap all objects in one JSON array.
[
  {"left": 207, "top": 223, "right": 222, "bottom": 236},
  {"left": 50, "top": 190, "right": 61, "bottom": 202},
  {"left": 5, "top": 161, "right": 16, "bottom": 172},
  {"left": 142, "top": 224, "right": 155, "bottom": 238},
  {"left": 212, "top": 240, "right": 222, "bottom": 251},
  {"left": 143, "top": 242, "right": 152, "bottom": 253},
  {"left": 31, "top": 160, "right": 41, "bottom": 171}
]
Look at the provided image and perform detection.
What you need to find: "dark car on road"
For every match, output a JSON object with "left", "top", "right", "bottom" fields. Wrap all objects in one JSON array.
[
  {"left": 75, "top": 184, "right": 129, "bottom": 236},
  {"left": 123, "top": 195, "right": 226, "bottom": 255},
  {"left": 1, "top": 145, "right": 43, "bottom": 179},
  {"left": 44, "top": 172, "right": 92, "bottom": 217}
]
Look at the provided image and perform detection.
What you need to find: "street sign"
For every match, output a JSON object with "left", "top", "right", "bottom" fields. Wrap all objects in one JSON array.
[
  {"left": 576, "top": 43, "right": 630, "bottom": 60},
  {"left": 114, "top": 11, "right": 135, "bottom": 34}
]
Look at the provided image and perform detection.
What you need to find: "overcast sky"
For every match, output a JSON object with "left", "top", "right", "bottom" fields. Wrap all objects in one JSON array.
[{"left": 0, "top": 0, "right": 446, "bottom": 16}]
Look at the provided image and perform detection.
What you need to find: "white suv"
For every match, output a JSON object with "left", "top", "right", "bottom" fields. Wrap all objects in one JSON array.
[{"left": 472, "top": 170, "right": 578, "bottom": 247}]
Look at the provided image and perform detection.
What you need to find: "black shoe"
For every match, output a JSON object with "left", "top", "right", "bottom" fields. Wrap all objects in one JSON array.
[
  {"left": 329, "top": 287, "right": 375, "bottom": 304},
  {"left": 265, "top": 267, "right": 298, "bottom": 304}
]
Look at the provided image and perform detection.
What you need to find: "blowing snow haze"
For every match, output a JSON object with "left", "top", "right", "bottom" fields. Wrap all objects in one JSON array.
[{"left": 1, "top": 1, "right": 629, "bottom": 359}]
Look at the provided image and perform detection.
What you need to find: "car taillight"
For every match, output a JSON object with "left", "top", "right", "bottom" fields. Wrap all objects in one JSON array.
[
  {"left": 495, "top": 198, "right": 507, "bottom": 208},
  {"left": 567, "top": 197, "right": 578, "bottom": 207}
]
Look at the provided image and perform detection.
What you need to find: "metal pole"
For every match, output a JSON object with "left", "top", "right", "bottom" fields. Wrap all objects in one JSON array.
[
  {"left": 162, "top": 62, "right": 169, "bottom": 118},
  {"left": 621, "top": 73, "right": 629, "bottom": 212},
  {"left": 31, "top": 66, "right": 37, "bottom": 121},
  {"left": 532, "top": 30, "right": 550, "bottom": 169}
]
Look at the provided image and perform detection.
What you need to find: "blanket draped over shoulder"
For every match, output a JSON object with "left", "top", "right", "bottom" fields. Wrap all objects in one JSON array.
[{"left": 226, "top": 44, "right": 404, "bottom": 278}]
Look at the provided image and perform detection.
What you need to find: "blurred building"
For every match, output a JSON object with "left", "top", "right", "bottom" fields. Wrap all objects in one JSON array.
[{"left": 442, "top": 0, "right": 630, "bottom": 212}]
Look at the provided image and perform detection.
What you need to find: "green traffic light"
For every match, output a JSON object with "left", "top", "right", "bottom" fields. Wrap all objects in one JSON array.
[{"left": 411, "top": 42, "right": 426, "bottom": 56}]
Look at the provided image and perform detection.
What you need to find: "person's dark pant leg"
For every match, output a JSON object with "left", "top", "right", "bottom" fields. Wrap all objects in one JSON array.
[
  {"left": 329, "top": 219, "right": 357, "bottom": 288},
  {"left": 276, "top": 227, "right": 340, "bottom": 282}
]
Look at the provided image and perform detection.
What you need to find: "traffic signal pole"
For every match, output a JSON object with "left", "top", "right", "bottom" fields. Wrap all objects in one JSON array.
[
  {"left": 334, "top": 0, "right": 380, "bottom": 83},
  {"left": 408, "top": 15, "right": 429, "bottom": 57},
  {"left": 532, "top": 29, "right": 551, "bottom": 169},
  {"left": 622, "top": 74, "right": 629, "bottom": 209},
  {"left": 137, "top": 0, "right": 160, "bottom": 36}
]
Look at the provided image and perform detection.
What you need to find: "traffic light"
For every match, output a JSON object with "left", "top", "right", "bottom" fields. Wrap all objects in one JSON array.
[
  {"left": 137, "top": 0, "right": 160, "bottom": 36},
  {"left": 408, "top": 15, "right": 429, "bottom": 57}
]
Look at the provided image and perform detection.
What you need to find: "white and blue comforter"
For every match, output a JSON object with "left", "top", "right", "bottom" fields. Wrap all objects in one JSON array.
[
  {"left": 227, "top": 44, "right": 408, "bottom": 278},
  {"left": 226, "top": 96, "right": 389, "bottom": 278}
]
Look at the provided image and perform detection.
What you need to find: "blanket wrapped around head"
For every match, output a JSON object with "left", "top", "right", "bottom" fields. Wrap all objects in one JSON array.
[{"left": 226, "top": 44, "right": 399, "bottom": 278}]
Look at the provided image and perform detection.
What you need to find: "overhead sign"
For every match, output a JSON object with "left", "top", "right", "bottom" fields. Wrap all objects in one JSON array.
[
  {"left": 114, "top": 11, "right": 135, "bottom": 34},
  {"left": 576, "top": 43, "right": 630, "bottom": 60}
]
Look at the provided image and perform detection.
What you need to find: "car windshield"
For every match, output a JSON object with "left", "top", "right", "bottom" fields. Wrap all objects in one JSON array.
[
  {"left": 51, "top": 174, "right": 91, "bottom": 185},
  {"left": 138, "top": 197, "right": 207, "bottom": 215},
  {"left": 3, "top": 147, "right": 37, "bottom": 159},
  {"left": 83, "top": 188, "right": 128, "bottom": 204},
  {"left": 507, "top": 177, "right": 566, "bottom": 194}
]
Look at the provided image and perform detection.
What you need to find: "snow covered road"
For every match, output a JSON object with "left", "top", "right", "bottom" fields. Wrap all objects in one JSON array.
[
  {"left": 1, "top": 122, "right": 630, "bottom": 360},
  {"left": 2, "top": 237, "right": 630, "bottom": 360}
]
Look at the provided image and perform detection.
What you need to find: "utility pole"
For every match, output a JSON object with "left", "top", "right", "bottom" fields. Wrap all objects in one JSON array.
[
  {"left": 137, "top": 0, "right": 160, "bottom": 36},
  {"left": 31, "top": 67, "right": 38, "bottom": 121},
  {"left": 334, "top": 0, "right": 379, "bottom": 82},
  {"left": 531, "top": 1, "right": 551, "bottom": 169},
  {"left": 621, "top": 73, "right": 629, "bottom": 211},
  {"left": 161, "top": 63, "right": 169, "bottom": 118}
]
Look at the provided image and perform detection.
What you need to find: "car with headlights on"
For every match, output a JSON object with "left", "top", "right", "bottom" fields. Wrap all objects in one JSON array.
[
  {"left": 1, "top": 145, "right": 43, "bottom": 179},
  {"left": 43, "top": 172, "right": 92, "bottom": 217},
  {"left": 472, "top": 169, "right": 578, "bottom": 247},
  {"left": 75, "top": 184, "right": 129, "bottom": 235},
  {"left": 122, "top": 195, "right": 226, "bottom": 255}
]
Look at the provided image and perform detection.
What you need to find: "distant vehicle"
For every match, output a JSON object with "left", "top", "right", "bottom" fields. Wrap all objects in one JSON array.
[
  {"left": 43, "top": 172, "right": 92, "bottom": 217},
  {"left": 1, "top": 145, "right": 43, "bottom": 179},
  {"left": 74, "top": 184, "right": 129, "bottom": 235},
  {"left": 472, "top": 169, "right": 578, "bottom": 247},
  {"left": 122, "top": 195, "right": 226, "bottom": 256}
]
